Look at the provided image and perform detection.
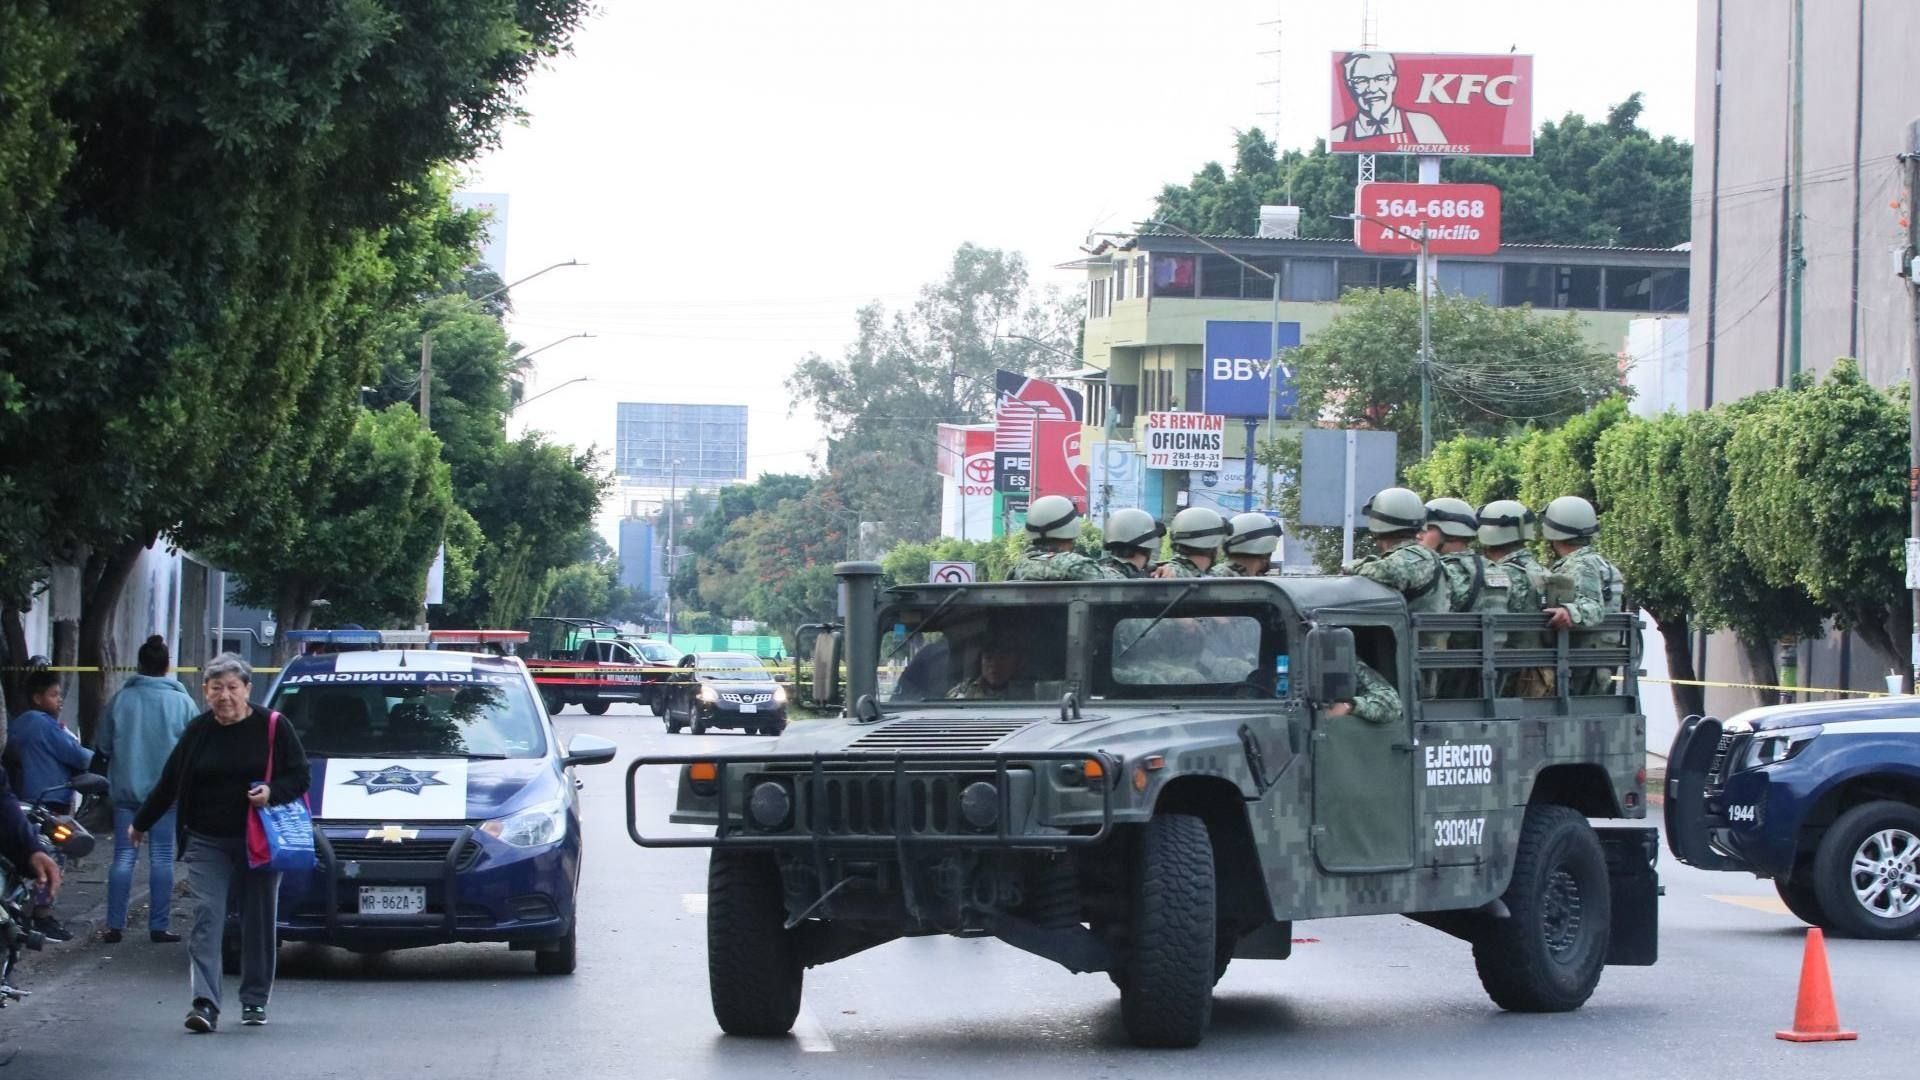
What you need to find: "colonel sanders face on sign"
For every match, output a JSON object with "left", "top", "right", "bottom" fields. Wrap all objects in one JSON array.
[{"left": 1332, "top": 52, "right": 1447, "bottom": 147}]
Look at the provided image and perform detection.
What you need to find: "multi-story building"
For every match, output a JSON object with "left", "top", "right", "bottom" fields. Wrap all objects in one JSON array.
[
  {"left": 1689, "top": 0, "right": 1920, "bottom": 709},
  {"left": 614, "top": 402, "right": 748, "bottom": 488},
  {"left": 1071, "top": 231, "right": 1691, "bottom": 519}
]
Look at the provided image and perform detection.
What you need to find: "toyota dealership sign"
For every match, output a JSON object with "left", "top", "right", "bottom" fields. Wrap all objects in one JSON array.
[{"left": 1329, "top": 52, "right": 1534, "bottom": 157}]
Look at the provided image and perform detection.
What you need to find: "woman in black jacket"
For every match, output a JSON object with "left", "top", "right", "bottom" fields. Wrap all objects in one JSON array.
[{"left": 133, "top": 653, "right": 307, "bottom": 1033}]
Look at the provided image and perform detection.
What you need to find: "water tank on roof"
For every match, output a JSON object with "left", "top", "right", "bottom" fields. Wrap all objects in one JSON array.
[{"left": 1258, "top": 205, "right": 1301, "bottom": 239}]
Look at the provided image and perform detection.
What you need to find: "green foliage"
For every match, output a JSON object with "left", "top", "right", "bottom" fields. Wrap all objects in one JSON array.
[
  {"left": 1155, "top": 96, "right": 1691, "bottom": 247},
  {"left": 787, "top": 244, "right": 1081, "bottom": 539},
  {"left": 1404, "top": 434, "right": 1532, "bottom": 507},
  {"left": 1289, "top": 290, "right": 1619, "bottom": 472},
  {"left": 880, "top": 537, "right": 1020, "bottom": 588},
  {"left": 1725, "top": 361, "right": 1907, "bottom": 665},
  {"left": 437, "top": 435, "right": 609, "bottom": 629},
  {"left": 1517, "top": 397, "right": 1631, "bottom": 509}
]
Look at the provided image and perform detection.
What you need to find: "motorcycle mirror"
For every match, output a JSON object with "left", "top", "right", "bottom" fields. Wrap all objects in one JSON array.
[{"left": 67, "top": 773, "right": 109, "bottom": 797}]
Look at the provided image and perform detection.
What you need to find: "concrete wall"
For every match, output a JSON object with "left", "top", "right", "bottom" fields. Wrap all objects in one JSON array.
[{"left": 1690, "top": 0, "right": 1920, "bottom": 715}]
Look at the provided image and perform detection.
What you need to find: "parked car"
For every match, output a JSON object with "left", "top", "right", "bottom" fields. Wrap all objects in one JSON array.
[{"left": 662, "top": 652, "right": 788, "bottom": 735}]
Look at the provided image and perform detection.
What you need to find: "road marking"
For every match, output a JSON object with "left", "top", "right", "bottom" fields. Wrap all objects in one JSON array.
[
  {"left": 792, "top": 1005, "right": 836, "bottom": 1052},
  {"left": 681, "top": 893, "right": 708, "bottom": 915},
  {"left": 1708, "top": 894, "right": 1793, "bottom": 916}
]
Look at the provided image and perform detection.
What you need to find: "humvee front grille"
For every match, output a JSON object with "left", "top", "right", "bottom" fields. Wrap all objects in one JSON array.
[
  {"left": 803, "top": 773, "right": 987, "bottom": 836},
  {"left": 848, "top": 718, "right": 1030, "bottom": 752}
]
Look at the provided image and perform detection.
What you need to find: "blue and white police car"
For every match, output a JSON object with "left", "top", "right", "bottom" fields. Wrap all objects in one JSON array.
[
  {"left": 1667, "top": 696, "right": 1920, "bottom": 940},
  {"left": 260, "top": 630, "right": 617, "bottom": 973}
]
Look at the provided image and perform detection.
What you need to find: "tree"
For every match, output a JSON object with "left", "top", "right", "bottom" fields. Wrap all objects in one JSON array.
[
  {"left": 1290, "top": 290, "right": 1619, "bottom": 472},
  {"left": 1517, "top": 398, "right": 1630, "bottom": 508},
  {"left": 788, "top": 244, "right": 1081, "bottom": 539},
  {"left": 1154, "top": 96, "right": 1691, "bottom": 247},
  {"left": 1725, "top": 361, "right": 1908, "bottom": 670},
  {"left": 1591, "top": 414, "right": 1704, "bottom": 717},
  {"left": 434, "top": 435, "right": 608, "bottom": 630},
  {"left": 0, "top": 1, "right": 590, "bottom": 738}
]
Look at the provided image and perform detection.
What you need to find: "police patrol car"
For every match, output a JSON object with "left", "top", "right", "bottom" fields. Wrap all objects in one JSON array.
[
  {"left": 1668, "top": 695, "right": 1920, "bottom": 939},
  {"left": 258, "top": 630, "right": 617, "bottom": 972}
]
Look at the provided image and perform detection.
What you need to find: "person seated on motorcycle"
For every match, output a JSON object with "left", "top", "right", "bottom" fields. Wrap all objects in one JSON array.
[
  {"left": 4, "top": 671, "right": 83, "bottom": 940},
  {"left": 0, "top": 763, "right": 60, "bottom": 919}
]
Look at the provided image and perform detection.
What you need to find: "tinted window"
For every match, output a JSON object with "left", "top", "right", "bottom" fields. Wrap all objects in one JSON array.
[
  {"left": 696, "top": 654, "right": 763, "bottom": 674},
  {"left": 1151, "top": 255, "right": 1196, "bottom": 298},
  {"left": 637, "top": 643, "right": 680, "bottom": 664},
  {"left": 878, "top": 604, "right": 1070, "bottom": 702},
  {"left": 1438, "top": 262, "right": 1500, "bottom": 303},
  {"left": 272, "top": 674, "right": 546, "bottom": 759},
  {"left": 1109, "top": 616, "right": 1261, "bottom": 689},
  {"left": 1199, "top": 255, "right": 1241, "bottom": 298},
  {"left": 1282, "top": 259, "right": 1336, "bottom": 301},
  {"left": 1338, "top": 258, "right": 1378, "bottom": 294}
]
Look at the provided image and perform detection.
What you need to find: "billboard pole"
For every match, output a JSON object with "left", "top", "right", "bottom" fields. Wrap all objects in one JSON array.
[{"left": 1266, "top": 264, "right": 1281, "bottom": 510}]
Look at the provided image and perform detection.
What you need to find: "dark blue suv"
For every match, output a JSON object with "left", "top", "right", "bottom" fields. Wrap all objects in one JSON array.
[
  {"left": 1667, "top": 697, "right": 1920, "bottom": 939},
  {"left": 263, "top": 644, "right": 617, "bottom": 972}
]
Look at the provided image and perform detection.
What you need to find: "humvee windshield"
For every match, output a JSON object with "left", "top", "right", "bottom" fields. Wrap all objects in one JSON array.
[{"left": 876, "top": 597, "right": 1288, "bottom": 703}]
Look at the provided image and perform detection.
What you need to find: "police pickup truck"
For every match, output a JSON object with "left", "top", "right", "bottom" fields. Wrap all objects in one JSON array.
[
  {"left": 1667, "top": 696, "right": 1920, "bottom": 939},
  {"left": 628, "top": 563, "right": 1657, "bottom": 1048}
]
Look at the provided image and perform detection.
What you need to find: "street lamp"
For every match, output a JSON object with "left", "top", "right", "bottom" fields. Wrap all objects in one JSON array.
[
  {"left": 1137, "top": 220, "right": 1284, "bottom": 512},
  {"left": 508, "top": 375, "right": 593, "bottom": 413},
  {"left": 419, "top": 259, "right": 585, "bottom": 426},
  {"left": 664, "top": 458, "right": 683, "bottom": 638},
  {"left": 1335, "top": 212, "right": 1435, "bottom": 458},
  {"left": 505, "top": 332, "right": 596, "bottom": 412}
]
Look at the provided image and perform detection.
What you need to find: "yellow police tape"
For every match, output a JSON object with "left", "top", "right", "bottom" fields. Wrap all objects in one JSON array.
[
  {"left": 1, "top": 665, "right": 285, "bottom": 674},
  {"left": 1618, "top": 674, "right": 1887, "bottom": 698}
]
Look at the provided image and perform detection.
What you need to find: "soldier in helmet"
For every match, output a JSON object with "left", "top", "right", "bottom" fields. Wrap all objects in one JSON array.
[
  {"left": 1212, "top": 512, "right": 1284, "bottom": 577},
  {"left": 1345, "top": 487, "right": 1447, "bottom": 612},
  {"left": 1008, "top": 495, "right": 1108, "bottom": 581},
  {"left": 1425, "top": 497, "right": 1502, "bottom": 697},
  {"left": 1477, "top": 500, "right": 1552, "bottom": 696},
  {"left": 1151, "top": 506, "right": 1229, "bottom": 578},
  {"left": 1098, "top": 508, "right": 1164, "bottom": 579},
  {"left": 1540, "top": 495, "right": 1626, "bottom": 696}
]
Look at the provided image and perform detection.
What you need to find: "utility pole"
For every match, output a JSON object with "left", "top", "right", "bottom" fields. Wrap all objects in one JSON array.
[
  {"left": 1787, "top": 0, "right": 1806, "bottom": 380},
  {"left": 418, "top": 334, "right": 434, "bottom": 426},
  {"left": 665, "top": 458, "right": 681, "bottom": 639},
  {"left": 1338, "top": 212, "right": 1433, "bottom": 457},
  {"left": 1903, "top": 122, "right": 1920, "bottom": 693}
]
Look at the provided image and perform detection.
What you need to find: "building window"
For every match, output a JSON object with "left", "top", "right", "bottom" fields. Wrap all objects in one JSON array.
[
  {"left": 1502, "top": 264, "right": 1556, "bottom": 308},
  {"left": 1235, "top": 256, "right": 1281, "bottom": 299},
  {"left": 1438, "top": 262, "right": 1500, "bottom": 304},
  {"left": 1199, "top": 255, "right": 1242, "bottom": 298},
  {"left": 1648, "top": 268, "right": 1689, "bottom": 312},
  {"left": 1378, "top": 259, "right": 1417, "bottom": 291},
  {"left": 1282, "top": 258, "right": 1336, "bottom": 301},
  {"left": 1338, "top": 258, "right": 1378, "bottom": 294},
  {"left": 1115, "top": 263, "right": 1127, "bottom": 302},
  {"left": 1134, "top": 256, "right": 1147, "bottom": 299},
  {"left": 1151, "top": 255, "right": 1196, "bottom": 298},
  {"left": 1566, "top": 266, "right": 1602, "bottom": 309}
]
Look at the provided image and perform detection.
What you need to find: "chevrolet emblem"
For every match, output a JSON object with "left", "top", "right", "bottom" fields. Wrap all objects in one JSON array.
[{"left": 365, "top": 824, "right": 419, "bottom": 844}]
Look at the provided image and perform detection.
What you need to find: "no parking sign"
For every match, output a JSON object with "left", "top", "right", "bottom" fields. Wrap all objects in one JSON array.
[{"left": 929, "top": 561, "right": 977, "bottom": 584}]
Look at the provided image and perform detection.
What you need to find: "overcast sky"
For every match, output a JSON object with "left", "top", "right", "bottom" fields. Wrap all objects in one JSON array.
[{"left": 481, "top": 0, "right": 1696, "bottom": 516}]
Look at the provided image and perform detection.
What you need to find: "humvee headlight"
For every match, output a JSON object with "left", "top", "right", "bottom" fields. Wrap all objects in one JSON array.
[
  {"left": 748, "top": 780, "right": 793, "bottom": 830},
  {"left": 960, "top": 781, "right": 1000, "bottom": 830}
]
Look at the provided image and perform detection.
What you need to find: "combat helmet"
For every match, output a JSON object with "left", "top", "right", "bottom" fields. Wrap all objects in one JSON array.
[
  {"left": 1223, "top": 512, "right": 1283, "bottom": 556},
  {"left": 1476, "top": 500, "right": 1537, "bottom": 547},
  {"left": 1540, "top": 495, "right": 1600, "bottom": 542},
  {"left": 1168, "top": 506, "right": 1228, "bottom": 552},
  {"left": 1424, "top": 497, "right": 1478, "bottom": 539},
  {"left": 1362, "top": 486, "right": 1426, "bottom": 535},
  {"left": 1023, "top": 495, "right": 1082, "bottom": 541},
  {"left": 1102, "top": 507, "right": 1164, "bottom": 552}
]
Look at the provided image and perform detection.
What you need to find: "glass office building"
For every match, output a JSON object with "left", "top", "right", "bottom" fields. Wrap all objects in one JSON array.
[{"left": 615, "top": 402, "right": 747, "bottom": 486}]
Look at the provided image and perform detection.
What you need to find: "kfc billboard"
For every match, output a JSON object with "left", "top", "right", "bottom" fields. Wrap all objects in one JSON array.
[
  {"left": 1355, "top": 182, "right": 1502, "bottom": 255},
  {"left": 1031, "top": 418, "right": 1088, "bottom": 514},
  {"left": 1330, "top": 52, "right": 1534, "bottom": 157}
]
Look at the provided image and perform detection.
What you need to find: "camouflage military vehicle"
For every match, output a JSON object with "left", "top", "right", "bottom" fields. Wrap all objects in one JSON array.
[{"left": 627, "top": 563, "right": 1658, "bottom": 1048}]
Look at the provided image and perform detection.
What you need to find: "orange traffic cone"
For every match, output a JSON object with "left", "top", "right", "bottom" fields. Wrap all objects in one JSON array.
[{"left": 1775, "top": 928, "right": 1857, "bottom": 1042}]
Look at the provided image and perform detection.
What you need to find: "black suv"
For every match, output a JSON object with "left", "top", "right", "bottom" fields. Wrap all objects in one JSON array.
[{"left": 662, "top": 652, "right": 788, "bottom": 735}]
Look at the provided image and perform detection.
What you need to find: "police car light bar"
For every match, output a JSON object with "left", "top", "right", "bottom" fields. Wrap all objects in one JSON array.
[
  {"left": 428, "top": 630, "right": 531, "bottom": 644},
  {"left": 285, "top": 629, "right": 432, "bottom": 654}
]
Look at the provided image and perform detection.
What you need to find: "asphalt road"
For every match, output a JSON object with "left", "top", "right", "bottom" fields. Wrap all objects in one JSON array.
[{"left": 0, "top": 704, "right": 1902, "bottom": 1078}]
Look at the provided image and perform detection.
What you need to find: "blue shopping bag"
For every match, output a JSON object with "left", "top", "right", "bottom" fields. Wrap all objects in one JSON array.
[{"left": 245, "top": 711, "right": 316, "bottom": 872}]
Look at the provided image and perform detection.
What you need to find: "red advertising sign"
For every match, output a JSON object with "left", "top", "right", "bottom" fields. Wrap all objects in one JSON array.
[
  {"left": 936, "top": 423, "right": 993, "bottom": 480},
  {"left": 1354, "top": 182, "right": 1502, "bottom": 255},
  {"left": 1329, "top": 52, "right": 1534, "bottom": 157},
  {"left": 1031, "top": 418, "right": 1088, "bottom": 513}
]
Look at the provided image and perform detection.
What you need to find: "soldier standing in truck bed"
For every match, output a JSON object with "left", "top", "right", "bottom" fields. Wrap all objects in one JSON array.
[
  {"left": 1009, "top": 495, "right": 1110, "bottom": 581},
  {"left": 1477, "top": 499, "right": 1552, "bottom": 696},
  {"left": 1151, "top": 507, "right": 1228, "bottom": 578},
  {"left": 1540, "top": 495, "right": 1626, "bottom": 696},
  {"left": 1098, "top": 508, "right": 1164, "bottom": 579}
]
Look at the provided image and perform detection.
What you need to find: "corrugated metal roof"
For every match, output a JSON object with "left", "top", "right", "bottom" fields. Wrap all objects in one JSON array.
[{"left": 1125, "top": 231, "right": 1685, "bottom": 256}]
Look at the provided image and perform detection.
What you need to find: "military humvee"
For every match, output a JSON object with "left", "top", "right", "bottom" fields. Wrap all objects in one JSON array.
[{"left": 626, "top": 562, "right": 1658, "bottom": 1048}]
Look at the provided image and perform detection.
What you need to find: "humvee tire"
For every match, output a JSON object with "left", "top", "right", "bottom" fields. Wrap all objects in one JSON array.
[
  {"left": 1774, "top": 877, "right": 1828, "bottom": 928},
  {"left": 1472, "top": 804, "right": 1610, "bottom": 1012},
  {"left": 707, "top": 850, "right": 802, "bottom": 1036},
  {"left": 1118, "top": 813, "right": 1216, "bottom": 1048},
  {"left": 1810, "top": 800, "right": 1920, "bottom": 940}
]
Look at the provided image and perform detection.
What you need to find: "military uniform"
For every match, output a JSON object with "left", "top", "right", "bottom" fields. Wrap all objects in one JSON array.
[
  {"left": 1099, "top": 555, "right": 1152, "bottom": 579},
  {"left": 1436, "top": 549, "right": 1512, "bottom": 697},
  {"left": 1209, "top": 561, "right": 1249, "bottom": 577},
  {"left": 1009, "top": 548, "right": 1113, "bottom": 581},
  {"left": 1347, "top": 543, "right": 1447, "bottom": 612},
  {"left": 1551, "top": 545, "right": 1625, "bottom": 695},
  {"left": 947, "top": 677, "right": 1013, "bottom": 700},
  {"left": 1347, "top": 660, "right": 1403, "bottom": 725},
  {"left": 1159, "top": 553, "right": 1212, "bottom": 578},
  {"left": 1491, "top": 548, "right": 1552, "bottom": 696}
]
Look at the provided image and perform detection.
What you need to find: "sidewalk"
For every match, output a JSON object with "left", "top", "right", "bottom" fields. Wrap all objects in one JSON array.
[{"left": 11, "top": 843, "right": 183, "bottom": 985}]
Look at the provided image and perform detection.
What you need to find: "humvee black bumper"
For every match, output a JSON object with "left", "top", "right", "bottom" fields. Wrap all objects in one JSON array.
[
  {"left": 1664, "top": 715, "right": 1740, "bottom": 872},
  {"left": 625, "top": 750, "right": 1117, "bottom": 850}
]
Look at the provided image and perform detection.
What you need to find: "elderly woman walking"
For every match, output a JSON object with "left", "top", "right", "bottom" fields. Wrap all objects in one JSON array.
[{"left": 132, "top": 654, "right": 308, "bottom": 1033}]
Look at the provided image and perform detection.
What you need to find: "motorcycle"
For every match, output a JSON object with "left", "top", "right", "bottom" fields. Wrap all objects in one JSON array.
[{"left": 1, "top": 772, "right": 108, "bottom": 1005}]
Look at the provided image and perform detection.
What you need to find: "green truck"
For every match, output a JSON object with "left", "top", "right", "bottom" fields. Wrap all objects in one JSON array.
[{"left": 627, "top": 562, "right": 1657, "bottom": 1048}]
